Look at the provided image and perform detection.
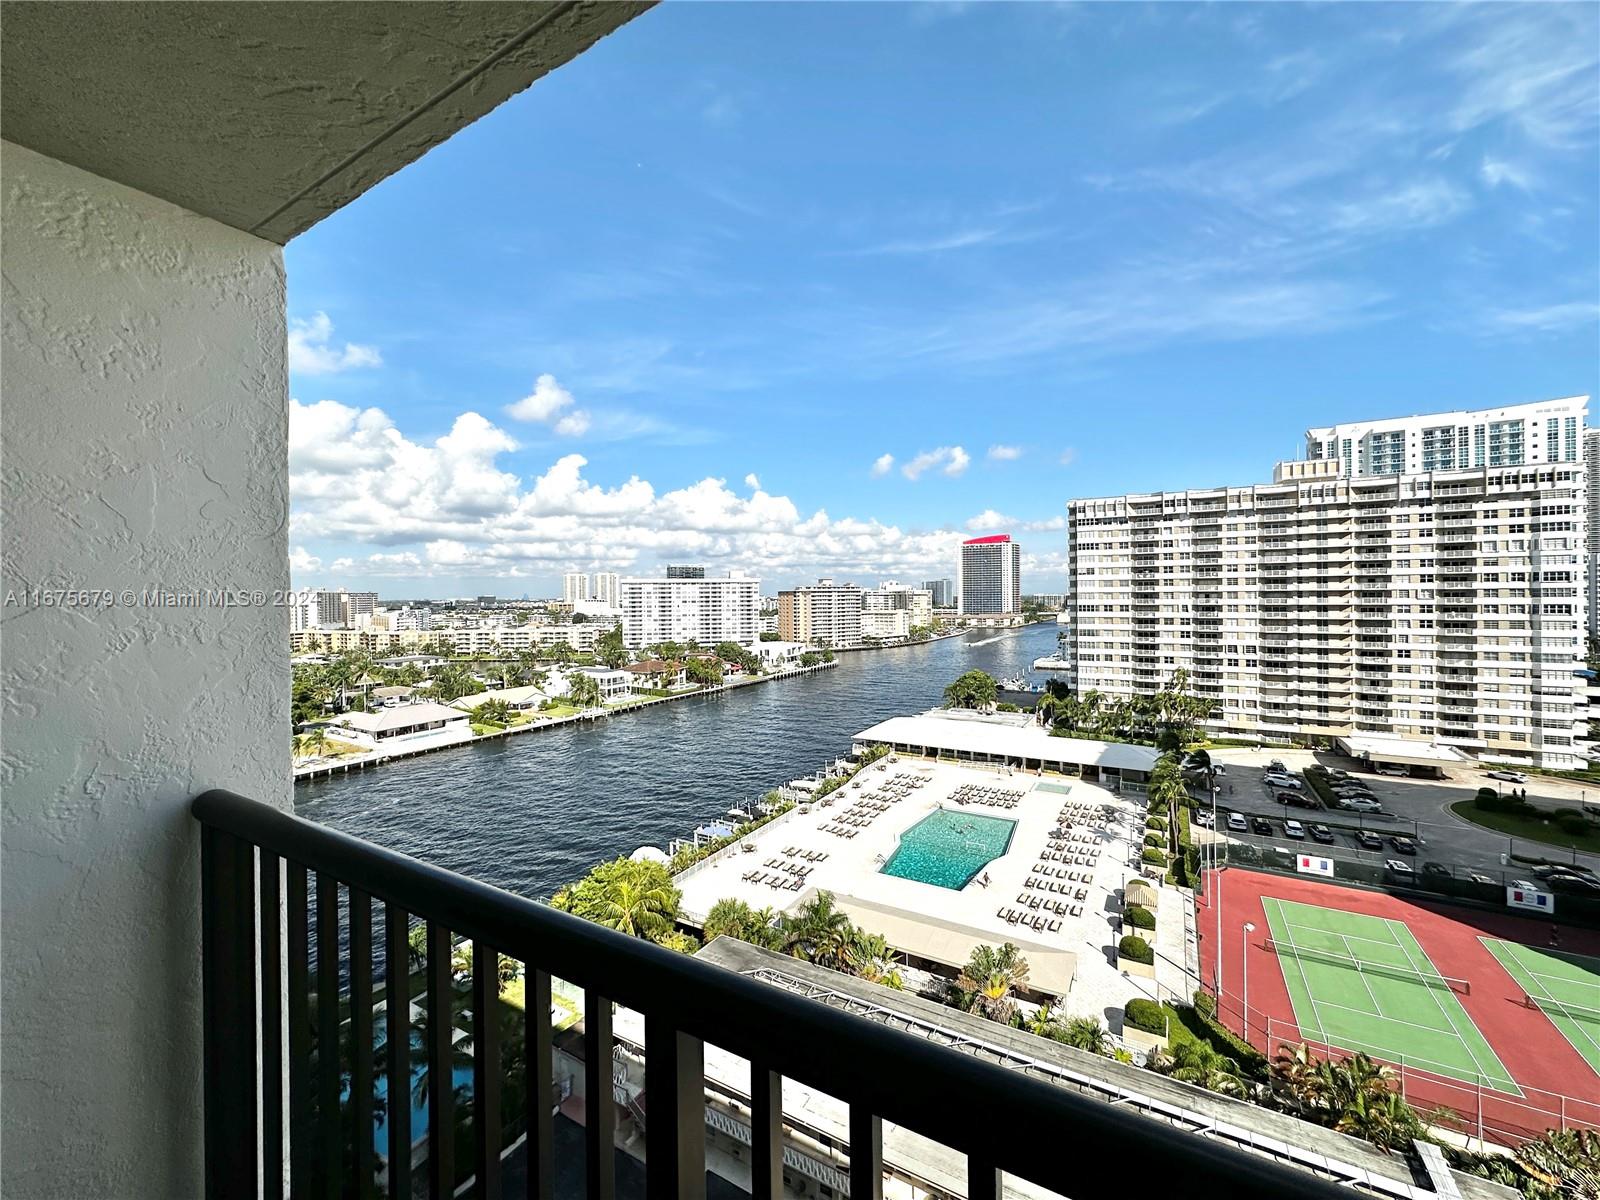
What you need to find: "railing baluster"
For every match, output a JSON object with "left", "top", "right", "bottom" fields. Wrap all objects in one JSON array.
[
  {"left": 584, "top": 991, "right": 615, "bottom": 1200},
  {"left": 968, "top": 1159, "right": 1002, "bottom": 1200},
  {"left": 288, "top": 864, "right": 312, "bottom": 1196},
  {"left": 316, "top": 872, "right": 342, "bottom": 1200},
  {"left": 260, "top": 851, "right": 284, "bottom": 1200},
  {"left": 645, "top": 1015, "right": 705, "bottom": 1200},
  {"left": 386, "top": 904, "right": 413, "bottom": 1199},
  {"left": 525, "top": 969, "right": 554, "bottom": 1200},
  {"left": 427, "top": 921, "right": 456, "bottom": 1200},
  {"left": 473, "top": 941, "right": 503, "bottom": 1200},
  {"left": 351, "top": 888, "right": 376, "bottom": 1199},
  {"left": 201, "top": 827, "right": 258, "bottom": 1199},
  {"left": 748, "top": 1068, "right": 782, "bottom": 1200},
  {"left": 849, "top": 1107, "right": 882, "bottom": 1200}
]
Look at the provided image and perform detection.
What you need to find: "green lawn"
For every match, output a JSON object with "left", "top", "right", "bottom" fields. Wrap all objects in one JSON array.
[
  {"left": 1262, "top": 897, "right": 1519, "bottom": 1092},
  {"left": 1448, "top": 801, "right": 1600, "bottom": 854},
  {"left": 1481, "top": 939, "right": 1600, "bottom": 1075}
]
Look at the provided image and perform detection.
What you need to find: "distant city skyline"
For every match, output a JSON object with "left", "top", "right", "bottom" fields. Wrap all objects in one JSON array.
[{"left": 285, "top": 3, "right": 1597, "bottom": 597}]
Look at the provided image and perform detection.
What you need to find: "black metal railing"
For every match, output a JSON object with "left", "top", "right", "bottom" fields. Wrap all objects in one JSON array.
[{"left": 197, "top": 788, "right": 1350, "bottom": 1200}]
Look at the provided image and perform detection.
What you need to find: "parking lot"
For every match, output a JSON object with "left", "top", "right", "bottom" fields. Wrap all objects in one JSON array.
[{"left": 1191, "top": 746, "right": 1600, "bottom": 881}]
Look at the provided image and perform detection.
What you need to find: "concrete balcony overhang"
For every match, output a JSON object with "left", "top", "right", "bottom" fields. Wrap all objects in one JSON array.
[{"left": 2, "top": 1, "right": 653, "bottom": 243}]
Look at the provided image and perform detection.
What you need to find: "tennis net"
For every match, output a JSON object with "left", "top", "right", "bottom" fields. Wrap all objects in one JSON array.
[
  {"left": 1264, "top": 936, "right": 1471, "bottom": 995},
  {"left": 1522, "top": 992, "right": 1600, "bottom": 1026}
]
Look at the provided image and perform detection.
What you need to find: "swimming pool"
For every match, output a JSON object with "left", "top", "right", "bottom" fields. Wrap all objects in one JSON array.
[{"left": 880, "top": 809, "right": 1016, "bottom": 890}]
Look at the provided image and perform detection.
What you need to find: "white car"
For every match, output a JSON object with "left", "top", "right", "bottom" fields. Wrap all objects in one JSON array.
[
  {"left": 1263, "top": 774, "right": 1303, "bottom": 791},
  {"left": 1284, "top": 819, "right": 1306, "bottom": 839},
  {"left": 1385, "top": 859, "right": 1415, "bottom": 875},
  {"left": 1226, "top": 812, "right": 1248, "bottom": 832},
  {"left": 1339, "top": 796, "right": 1383, "bottom": 812},
  {"left": 1375, "top": 763, "right": 1408, "bottom": 777},
  {"left": 1486, "top": 770, "right": 1528, "bottom": 784}
]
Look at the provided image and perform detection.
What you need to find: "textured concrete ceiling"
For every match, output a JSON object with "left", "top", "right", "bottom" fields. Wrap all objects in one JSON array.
[{"left": 1, "top": 1, "right": 652, "bottom": 243}]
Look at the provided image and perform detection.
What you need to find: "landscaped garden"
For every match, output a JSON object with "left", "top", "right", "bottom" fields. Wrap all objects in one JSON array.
[{"left": 1452, "top": 790, "right": 1600, "bottom": 854}]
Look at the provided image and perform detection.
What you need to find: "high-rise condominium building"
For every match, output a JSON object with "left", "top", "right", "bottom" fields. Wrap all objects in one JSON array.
[
  {"left": 618, "top": 574, "right": 761, "bottom": 650},
  {"left": 1067, "top": 397, "right": 1589, "bottom": 768},
  {"left": 922, "top": 578, "right": 956, "bottom": 608},
  {"left": 593, "top": 572, "right": 620, "bottom": 607},
  {"left": 665, "top": 564, "right": 705, "bottom": 579},
  {"left": 341, "top": 591, "right": 378, "bottom": 625},
  {"left": 777, "top": 579, "right": 864, "bottom": 647},
  {"left": 562, "top": 572, "right": 590, "bottom": 603},
  {"left": 860, "top": 581, "right": 934, "bottom": 640},
  {"left": 1587, "top": 427, "right": 1600, "bottom": 638},
  {"left": 1305, "top": 397, "right": 1585, "bottom": 477},
  {"left": 959, "top": 535, "right": 1022, "bottom": 615}
]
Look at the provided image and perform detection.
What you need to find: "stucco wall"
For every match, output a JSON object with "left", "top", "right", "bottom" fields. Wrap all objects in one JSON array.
[{"left": 2, "top": 139, "right": 290, "bottom": 1199}]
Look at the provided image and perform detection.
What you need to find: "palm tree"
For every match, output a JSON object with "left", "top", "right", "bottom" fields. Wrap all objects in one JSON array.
[
  {"left": 1025, "top": 1003, "right": 1059, "bottom": 1038},
  {"left": 597, "top": 876, "right": 676, "bottom": 941},
  {"left": 849, "top": 930, "right": 903, "bottom": 989},
  {"left": 295, "top": 727, "right": 331, "bottom": 760},
  {"left": 703, "top": 898, "right": 782, "bottom": 949},
  {"left": 1163, "top": 1040, "right": 1244, "bottom": 1095},
  {"left": 780, "top": 892, "right": 854, "bottom": 965},
  {"left": 955, "top": 943, "right": 1031, "bottom": 1023},
  {"left": 1060, "top": 1016, "right": 1107, "bottom": 1054},
  {"left": 1334, "top": 1085, "right": 1423, "bottom": 1151}
]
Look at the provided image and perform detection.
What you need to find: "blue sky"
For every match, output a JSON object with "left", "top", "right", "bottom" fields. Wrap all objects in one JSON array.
[{"left": 286, "top": 1, "right": 1599, "bottom": 599}]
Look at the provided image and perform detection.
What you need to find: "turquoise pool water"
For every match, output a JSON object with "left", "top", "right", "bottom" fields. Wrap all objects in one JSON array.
[
  {"left": 881, "top": 809, "right": 1016, "bottom": 890},
  {"left": 1033, "top": 781, "right": 1073, "bottom": 795}
]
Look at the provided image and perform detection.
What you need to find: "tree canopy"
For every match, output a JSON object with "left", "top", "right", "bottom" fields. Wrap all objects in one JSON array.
[{"left": 943, "top": 669, "right": 999, "bottom": 711}]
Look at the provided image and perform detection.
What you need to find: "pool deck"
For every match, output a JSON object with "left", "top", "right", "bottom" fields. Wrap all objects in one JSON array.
[{"left": 675, "top": 758, "right": 1166, "bottom": 1023}]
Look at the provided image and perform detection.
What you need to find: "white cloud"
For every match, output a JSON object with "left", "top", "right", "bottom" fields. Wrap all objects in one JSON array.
[
  {"left": 1059, "top": 448, "right": 1079, "bottom": 467},
  {"left": 902, "top": 446, "right": 970, "bottom": 480},
  {"left": 289, "top": 400, "right": 972, "bottom": 584},
  {"left": 744, "top": 473, "right": 761, "bottom": 489},
  {"left": 506, "top": 374, "right": 591, "bottom": 438},
  {"left": 870, "top": 453, "right": 895, "bottom": 478},
  {"left": 1481, "top": 301, "right": 1600, "bottom": 335},
  {"left": 1479, "top": 156, "right": 1536, "bottom": 190},
  {"left": 288, "top": 312, "right": 382, "bottom": 376},
  {"left": 987, "top": 444, "right": 1023, "bottom": 462},
  {"left": 965, "top": 509, "right": 1015, "bottom": 532},
  {"left": 289, "top": 546, "right": 322, "bottom": 573}
]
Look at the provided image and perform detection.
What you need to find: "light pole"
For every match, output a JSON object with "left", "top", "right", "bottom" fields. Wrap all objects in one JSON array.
[{"left": 1241, "top": 921, "right": 1257, "bottom": 1041}]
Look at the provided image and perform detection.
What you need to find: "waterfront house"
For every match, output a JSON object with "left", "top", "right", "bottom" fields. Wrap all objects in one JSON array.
[
  {"left": 575, "top": 666, "right": 631, "bottom": 702},
  {"left": 369, "top": 685, "right": 415, "bottom": 706},
  {"left": 447, "top": 684, "right": 551, "bottom": 714},
  {"left": 4, "top": 8, "right": 1455, "bottom": 1200},
  {"left": 624, "top": 659, "right": 690, "bottom": 690},
  {"left": 328, "top": 702, "right": 472, "bottom": 749},
  {"left": 755, "top": 639, "right": 808, "bottom": 669}
]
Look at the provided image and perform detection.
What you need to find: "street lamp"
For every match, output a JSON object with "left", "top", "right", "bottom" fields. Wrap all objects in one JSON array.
[{"left": 1241, "top": 921, "right": 1257, "bottom": 1041}]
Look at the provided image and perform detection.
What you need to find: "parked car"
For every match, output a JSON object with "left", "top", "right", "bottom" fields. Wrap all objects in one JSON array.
[
  {"left": 1375, "top": 763, "right": 1409, "bottom": 777},
  {"left": 1267, "top": 759, "right": 1287, "bottom": 773},
  {"left": 1264, "top": 773, "right": 1303, "bottom": 791},
  {"left": 1390, "top": 835, "right": 1418, "bottom": 855},
  {"left": 1310, "top": 824, "right": 1335, "bottom": 844},
  {"left": 1422, "top": 862, "right": 1451, "bottom": 879},
  {"left": 1339, "top": 796, "right": 1383, "bottom": 813},
  {"left": 1385, "top": 859, "right": 1416, "bottom": 876},
  {"left": 1485, "top": 770, "right": 1528, "bottom": 784},
  {"left": 1355, "top": 830, "right": 1384, "bottom": 850},
  {"left": 1193, "top": 808, "right": 1215, "bottom": 828},
  {"left": 1226, "top": 812, "right": 1248, "bottom": 832},
  {"left": 1329, "top": 769, "right": 1352, "bottom": 779},
  {"left": 1468, "top": 872, "right": 1497, "bottom": 886},
  {"left": 1546, "top": 874, "right": 1600, "bottom": 895},
  {"left": 1284, "top": 819, "right": 1306, "bottom": 839},
  {"left": 1251, "top": 815, "right": 1274, "bottom": 835},
  {"left": 1332, "top": 779, "right": 1373, "bottom": 793}
]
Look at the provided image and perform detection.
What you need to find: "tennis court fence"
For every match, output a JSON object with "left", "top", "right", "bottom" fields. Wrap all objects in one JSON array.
[{"left": 1261, "top": 936, "right": 1472, "bottom": 995}]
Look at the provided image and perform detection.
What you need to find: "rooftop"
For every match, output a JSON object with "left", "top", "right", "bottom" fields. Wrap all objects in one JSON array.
[
  {"left": 332, "top": 702, "right": 468, "bottom": 732},
  {"left": 854, "top": 711, "right": 1161, "bottom": 774}
]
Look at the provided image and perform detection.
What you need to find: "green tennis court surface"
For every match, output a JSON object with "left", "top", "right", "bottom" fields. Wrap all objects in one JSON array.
[
  {"left": 1482, "top": 938, "right": 1600, "bottom": 1075},
  {"left": 1262, "top": 898, "right": 1519, "bottom": 1093}
]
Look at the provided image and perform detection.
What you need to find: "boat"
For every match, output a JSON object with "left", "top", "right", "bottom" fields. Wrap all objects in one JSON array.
[{"left": 1000, "top": 675, "right": 1042, "bottom": 692}]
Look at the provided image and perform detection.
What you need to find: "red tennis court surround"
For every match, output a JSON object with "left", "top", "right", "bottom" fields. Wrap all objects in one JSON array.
[{"left": 1197, "top": 868, "right": 1600, "bottom": 1145}]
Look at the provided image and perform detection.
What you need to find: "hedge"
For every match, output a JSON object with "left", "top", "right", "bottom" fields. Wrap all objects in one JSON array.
[
  {"left": 1125, "top": 904, "right": 1155, "bottom": 931},
  {"left": 1193, "top": 989, "right": 1217, "bottom": 1019},
  {"left": 1146, "top": 816, "right": 1168, "bottom": 832},
  {"left": 1119, "top": 934, "right": 1154, "bottom": 965},
  {"left": 1188, "top": 992, "right": 1268, "bottom": 1071},
  {"left": 1141, "top": 847, "right": 1168, "bottom": 867},
  {"left": 1301, "top": 769, "right": 1338, "bottom": 810},
  {"left": 1124, "top": 997, "right": 1165, "bottom": 1033},
  {"left": 1144, "top": 832, "right": 1164, "bottom": 849}
]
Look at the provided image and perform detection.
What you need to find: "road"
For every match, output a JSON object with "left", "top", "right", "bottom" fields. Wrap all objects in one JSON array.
[{"left": 1191, "top": 746, "right": 1600, "bottom": 882}]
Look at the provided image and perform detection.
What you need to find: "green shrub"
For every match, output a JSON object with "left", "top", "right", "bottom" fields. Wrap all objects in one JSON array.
[
  {"left": 1141, "top": 847, "right": 1168, "bottom": 867},
  {"left": 1558, "top": 814, "right": 1591, "bottom": 835},
  {"left": 1125, "top": 904, "right": 1155, "bottom": 930},
  {"left": 1118, "top": 934, "right": 1154, "bottom": 965},
  {"left": 1124, "top": 996, "right": 1165, "bottom": 1032},
  {"left": 1193, "top": 989, "right": 1217, "bottom": 1020},
  {"left": 1146, "top": 816, "right": 1168, "bottom": 832},
  {"left": 1143, "top": 832, "right": 1164, "bottom": 849}
]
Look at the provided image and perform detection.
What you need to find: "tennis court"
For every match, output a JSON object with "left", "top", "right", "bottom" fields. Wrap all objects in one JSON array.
[
  {"left": 1482, "top": 939, "right": 1600, "bottom": 1075},
  {"left": 1262, "top": 897, "right": 1520, "bottom": 1093}
]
